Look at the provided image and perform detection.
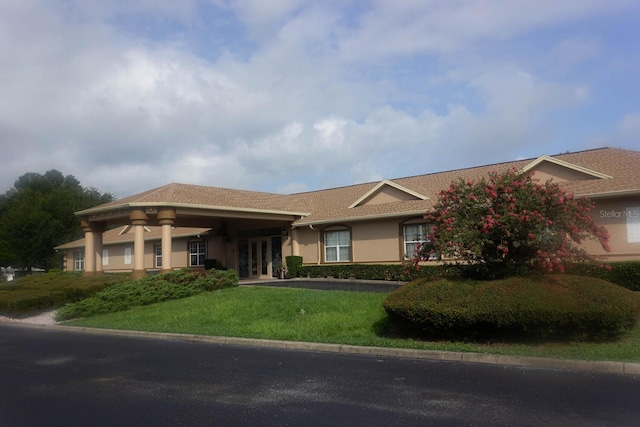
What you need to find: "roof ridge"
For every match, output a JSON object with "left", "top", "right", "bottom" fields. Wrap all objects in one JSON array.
[{"left": 288, "top": 147, "right": 634, "bottom": 197}]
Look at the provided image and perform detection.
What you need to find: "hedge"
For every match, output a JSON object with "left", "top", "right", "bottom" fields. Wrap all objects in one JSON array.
[
  {"left": 56, "top": 268, "right": 239, "bottom": 321},
  {"left": 296, "top": 263, "right": 455, "bottom": 282},
  {"left": 0, "top": 272, "right": 130, "bottom": 316},
  {"left": 293, "top": 261, "right": 640, "bottom": 291},
  {"left": 383, "top": 274, "right": 640, "bottom": 341},
  {"left": 566, "top": 261, "right": 640, "bottom": 291}
]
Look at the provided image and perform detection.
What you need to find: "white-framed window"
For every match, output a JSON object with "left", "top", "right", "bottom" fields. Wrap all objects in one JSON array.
[
  {"left": 102, "top": 249, "right": 109, "bottom": 266},
  {"left": 74, "top": 250, "right": 84, "bottom": 271},
  {"left": 124, "top": 247, "right": 132, "bottom": 265},
  {"left": 403, "top": 223, "right": 429, "bottom": 259},
  {"left": 189, "top": 241, "right": 206, "bottom": 267},
  {"left": 155, "top": 244, "right": 162, "bottom": 268},
  {"left": 627, "top": 207, "right": 640, "bottom": 243},
  {"left": 403, "top": 223, "right": 438, "bottom": 260},
  {"left": 324, "top": 230, "right": 351, "bottom": 262}
]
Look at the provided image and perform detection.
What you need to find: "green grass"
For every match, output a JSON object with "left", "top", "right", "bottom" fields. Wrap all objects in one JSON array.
[{"left": 65, "top": 286, "right": 640, "bottom": 362}]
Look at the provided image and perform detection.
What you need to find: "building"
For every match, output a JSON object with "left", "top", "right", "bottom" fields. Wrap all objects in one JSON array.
[{"left": 56, "top": 147, "right": 640, "bottom": 279}]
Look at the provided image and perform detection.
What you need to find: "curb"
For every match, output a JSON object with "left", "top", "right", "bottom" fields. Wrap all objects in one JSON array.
[{"left": 6, "top": 322, "right": 640, "bottom": 376}]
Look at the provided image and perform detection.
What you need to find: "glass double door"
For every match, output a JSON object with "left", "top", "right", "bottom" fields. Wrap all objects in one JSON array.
[
  {"left": 250, "top": 238, "right": 268, "bottom": 278},
  {"left": 238, "top": 236, "right": 282, "bottom": 279}
]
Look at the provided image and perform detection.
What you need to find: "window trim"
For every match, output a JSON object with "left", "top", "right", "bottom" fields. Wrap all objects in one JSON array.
[
  {"left": 189, "top": 240, "right": 206, "bottom": 267},
  {"left": 322, "top": 227, "right": 352, "bottom": 263},
  {"left": 401, "top": 220, "right": 437, "bottom": 260},
  {"left": 154, "top": 244, "right": 162, "bottom": 268},
  {"left": 74, "top": 250, "right": 84, "bottom": 271},
  {"left": 626, "top": 207, "right": 640, "bottom": 243}
]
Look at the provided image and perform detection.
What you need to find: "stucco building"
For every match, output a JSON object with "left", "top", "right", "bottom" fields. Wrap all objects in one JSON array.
[{"left": 56, "top": 147, "right": 640, "bottom": 279}]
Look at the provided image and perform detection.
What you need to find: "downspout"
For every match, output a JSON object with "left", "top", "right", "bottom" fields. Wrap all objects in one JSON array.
[{"left": 309, "top": 224, "right": 321, "bottom": 265}]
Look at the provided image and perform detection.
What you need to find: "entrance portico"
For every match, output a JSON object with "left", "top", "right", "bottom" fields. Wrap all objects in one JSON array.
[{"left": 75, "top": 183, "right": 309, "bottom": 278}]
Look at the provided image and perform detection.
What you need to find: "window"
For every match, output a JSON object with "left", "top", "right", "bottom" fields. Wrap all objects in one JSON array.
[
  {"left": 403, "top": 223, "right": 437, "bottom": 260},
  {"left": 189, "top": 241, "right": 206, "bottom": 267},
  {"left": 627, "top": 207, "right": 640, "bottom": 243},
  {"left": 324, "top": 230, "right": 351, "bottom": 262},
  {"left": 124, "top": 247, "right": 132, "bottom": 265},
  {"left": 155, "top": 244, "right": 162, "bottom": 268},
  {"left": 74, "top": 251, "right": 84, "bottom": 271},
  {"left": 102, "top": 249, "right": 109, "bottom": 266}
]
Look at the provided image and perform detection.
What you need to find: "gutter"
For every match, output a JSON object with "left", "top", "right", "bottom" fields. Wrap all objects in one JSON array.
[
  {"left": 293, "top": 210, "right": 427, "bottom": 228},
  {"left": 76, "top": 201, "right": 311, "bottom": 218}
]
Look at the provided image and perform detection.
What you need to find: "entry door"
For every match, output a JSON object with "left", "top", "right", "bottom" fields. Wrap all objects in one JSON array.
[{"left": 250, "top": 238, "right": 270, "bottom": 278}]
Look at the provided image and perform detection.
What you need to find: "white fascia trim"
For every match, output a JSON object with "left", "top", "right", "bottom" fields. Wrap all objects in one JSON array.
[
  {"left": 293, "top": 210, "right": 427, "bottom": 228},
  {"left": 521, "top": 155, "right": 613, "bottom": 179},
  {"left": 575, "top": 189, "right": 640, "bottom": 199},
  {"left": 77, "top": 202, "right": 311, "bottom": 218}
]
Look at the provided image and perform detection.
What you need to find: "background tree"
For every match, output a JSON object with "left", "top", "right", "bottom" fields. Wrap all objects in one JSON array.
[
  {"left": 416, "top": 168, "right": 610, "bottom": 279},
  {"left": 0, "top": 170, "right": 114, "bottom": 271}
]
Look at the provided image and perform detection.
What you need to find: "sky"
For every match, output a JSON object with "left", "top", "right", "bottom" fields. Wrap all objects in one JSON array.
[{"left": 1, "top": 0, "right": 639, "bottom": 199}]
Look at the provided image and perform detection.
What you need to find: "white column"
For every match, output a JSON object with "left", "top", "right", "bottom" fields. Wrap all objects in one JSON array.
[
  {"left": 94, "top": 229, "right": 104, "bottom": 275},
  {"left": 130, "top": 209, "right": 149, "bottom": 279},
  {"left": 158, "top": 208, "right": 176, "bottom": 274},
  {"left": 291, "top": 228, "right": 300, "bottom": 256},
  {"left": 82, "top": 222, "right": 95, "bottom": 277},
  {"left": 134, "top": 224, "right": 145, "bottom": 273}
]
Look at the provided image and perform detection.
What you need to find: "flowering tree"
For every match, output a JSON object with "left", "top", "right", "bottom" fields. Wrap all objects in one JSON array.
[{"left": 416, "top": 168, "right": 610, "bottom": 279}]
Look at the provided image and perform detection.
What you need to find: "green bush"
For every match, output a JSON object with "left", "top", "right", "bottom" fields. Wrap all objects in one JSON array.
[
  {"left": 56, "top": 268, "right": 238, "bottom": 321},
  {"left": 297, "top": 263, "right": 453, "bottom": 282},
  {"left": 0, "top": 272, "right": 129, "bottom": 316},
  {"left": 565, "top": 261, "right": 640, "bottom": 291},
  {"left": 383, "top": 274, "right": 640, "bottom": 341},
  {"left": 285, "top": 256, "right": 303, "bottom": 278}
]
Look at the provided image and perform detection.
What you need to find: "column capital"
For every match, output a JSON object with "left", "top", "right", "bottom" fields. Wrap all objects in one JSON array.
[
  {"left": 129, "top": 209, "right": 149, "bottom": 226},
  {"left": 157, "top": 208, "right": 176, "bottom": 226},
  {"left": 80, "top": 219, "right": 105, "bottom": 233}
]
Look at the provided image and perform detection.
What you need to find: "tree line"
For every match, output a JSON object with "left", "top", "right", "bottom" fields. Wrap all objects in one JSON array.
[{"left": 0, "top": 170, "right": 114, "bottom": 271}]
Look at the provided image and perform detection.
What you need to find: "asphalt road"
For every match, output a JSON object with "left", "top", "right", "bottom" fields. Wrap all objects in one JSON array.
[{"left": 0, "top": 324, "right": 638, "bottom": 427}]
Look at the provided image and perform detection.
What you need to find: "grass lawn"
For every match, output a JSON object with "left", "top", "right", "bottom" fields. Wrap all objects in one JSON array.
[{"left": 65, "top": 286, "right": 640, "bottom": 362}]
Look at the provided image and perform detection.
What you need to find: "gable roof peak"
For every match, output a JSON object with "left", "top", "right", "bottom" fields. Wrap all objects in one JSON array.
[
  {"left": 522, "top": 154, "right": 613, "bottom": 179},
  {"left": 348, "top": 179, "right": 429, "bottom": 209}
]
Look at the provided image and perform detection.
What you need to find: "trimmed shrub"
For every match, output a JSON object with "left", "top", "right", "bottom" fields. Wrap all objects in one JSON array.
[
  {"left": 383, "top": 275, "right": 640, "bottom": 341},
  {"left": 56, "top": 268, "right": 238, "bottom": 321},
  {"left": 566, "top": 261, "right": 640, "bottom": 292},
  {"left": 285, "top": 256, "right": 303, "bottom": 278},
  {"left": 0, "top": 272, "right": 129, "bottom": 316},
  {"left": 297, "top": 263, "right": 453, "bottom": 282}
]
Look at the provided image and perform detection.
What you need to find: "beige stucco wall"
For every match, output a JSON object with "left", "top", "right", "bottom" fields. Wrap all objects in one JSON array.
[
  {"left": 352, "top": 220, "right": 401, "bottom": 262},
  {"left": 296, "top": 227, "right": 322, "bottom": 264},
  {"left": 530, "top": 162, "right": 594, "bottom": 183},
  {"left": 582, "top": 197, "right": 640, "bottom": 260},
  {"left": 296, "top": 219, "right": 406, "bottom": 265},
  {"left": 362, "top": 186, "right": 420, "bottom": 205},
  {"left": 62, "top": 236, "right": 216, "bottom": 273}
]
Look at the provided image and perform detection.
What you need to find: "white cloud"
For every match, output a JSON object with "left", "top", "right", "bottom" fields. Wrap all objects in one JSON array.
[{"left": 0, "top": 0, "right": 638, "bottom": 199}]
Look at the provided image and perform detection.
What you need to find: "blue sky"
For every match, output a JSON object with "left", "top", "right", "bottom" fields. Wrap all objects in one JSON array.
[{"left": 1, "top": 0, "right": 638, "bottom": 198}]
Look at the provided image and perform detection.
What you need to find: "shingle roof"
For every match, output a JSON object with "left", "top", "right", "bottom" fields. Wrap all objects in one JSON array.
[
  {"left": 55, "top": 226, "right": 211, "bottom": 249},
  {"left": 78, "top": 182, "right": 311, "bottom": 216},
  {"left": 78, "top": 147, "right": 640, "bottom": 227},
  {"left": 290, "top": 147, "right": 640, "bottom": 226}
]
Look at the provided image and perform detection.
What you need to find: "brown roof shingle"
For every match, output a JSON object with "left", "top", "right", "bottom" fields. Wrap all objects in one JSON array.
[{"left": 78, "top": 147, "right": 640, "bottom": 227}]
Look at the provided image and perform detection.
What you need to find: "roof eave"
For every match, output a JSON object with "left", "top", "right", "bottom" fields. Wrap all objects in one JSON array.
[
  {"left": 77, "top": 202, "right": 311, "bottom": 218},
  {"left": 293, "top": 210, "right": 427, "bottom": 228},
  {"left": 575, "top": 189, "right": 640, "bottom": 199}
]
